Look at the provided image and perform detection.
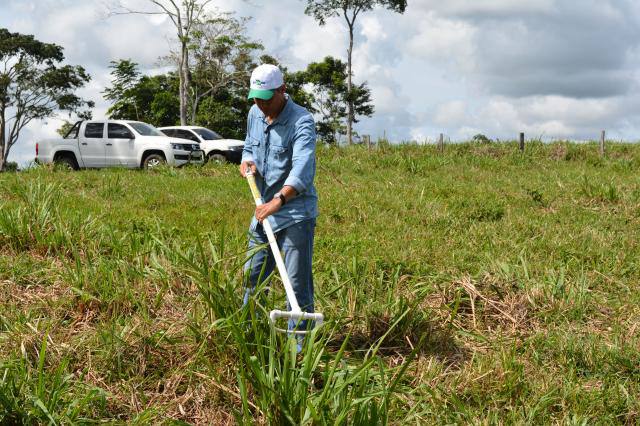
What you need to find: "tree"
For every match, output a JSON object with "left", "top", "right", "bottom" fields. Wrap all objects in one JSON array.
[
  {"left": 103, "top": 64, "right": 181, "bottom": 127},
  {"left": 103, "top": 59, "right": 141, "bottom": 120},
  {"left": 472, "top": 134, "right": 492, "bottom": 144},
  {"left": 188, "top": 12, "right": 263, "bottom": 123},
  {"left": 0, "top": 28, "right": 93, "bottom": 171},
  {"left": 56, "top": 120, "right": 74, "bottom": 137},
  {"left": 304, "top": 0, "right": 407, "bottom": 144},
  {"left": 283, "top": 67, "right": 316, "bottom": 115},
  {"left": 4, "top": 161, "right": 17, "bottom": 172},
  {"left": 294, "top": 56, "right": 373, "bottom": 144},
  {"left": 109, "top": 0, "right": 213, "bottom": 125}
]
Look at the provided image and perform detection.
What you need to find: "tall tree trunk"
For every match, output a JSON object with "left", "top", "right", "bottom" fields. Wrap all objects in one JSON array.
[
  {"left": 191, "top": 87, "right": 200, "bottom": 124},
  {"left": 179, "top": 41, "right": 189, "bottom": 125},
  {"left": 346, "top": 22, "right": 354, "bottom": 145},
  {"left": 0, "top": 149, "right": 6, "bottom": 171},
  {"left": 0, "top": 106, "right": 5, "bottom": 172}
]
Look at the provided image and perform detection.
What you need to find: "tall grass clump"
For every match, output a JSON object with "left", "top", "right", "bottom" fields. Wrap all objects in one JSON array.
[
  {"left": 158, "top": 235, "right": 417, "bottom": 424},
  {"left": 0, "top": 181, "right": 101, "bottom": 255},
  {"left": 0, "top": 334, "right": 106, "bottom": 423}
]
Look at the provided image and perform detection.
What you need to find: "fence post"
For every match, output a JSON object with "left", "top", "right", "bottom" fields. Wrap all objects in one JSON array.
[
  {"left": 364, "top": 134, "right": 371, "bottom": 150},
  {"left": 600, "top": 130, "right": 605, "bottom": 157},
  {"left": 519, "top": 132, "right": 525, "bottom": 152},
  {"left": 438, "top": 133, "right": 444, "bottom": 153}
]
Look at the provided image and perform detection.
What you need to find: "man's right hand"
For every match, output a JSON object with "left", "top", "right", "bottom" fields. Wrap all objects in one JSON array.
[{"left": 240, "top": 160, "right": 257, "bottom": 177}]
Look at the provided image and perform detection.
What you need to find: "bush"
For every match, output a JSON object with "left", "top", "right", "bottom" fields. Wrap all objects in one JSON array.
[
  {"left": 472, "top": 134, "right": 493, "bottom": 144},
  {"left": 3, "top": 162, "right": 18, "bottom": 172}
]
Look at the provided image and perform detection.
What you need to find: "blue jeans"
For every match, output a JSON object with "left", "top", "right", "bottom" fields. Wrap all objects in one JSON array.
[{"left": 243, "top": 218, "right": 316, "bottom": 332}]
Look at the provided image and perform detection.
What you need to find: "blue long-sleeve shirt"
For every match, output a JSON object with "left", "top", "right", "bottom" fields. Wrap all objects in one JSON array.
[{"left": 242, "top": 97, "right": 319, "bottom": 233}]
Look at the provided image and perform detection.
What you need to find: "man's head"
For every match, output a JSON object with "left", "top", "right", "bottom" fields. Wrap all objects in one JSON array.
[{"left": 248, "top": 64, "right": 287, "bottom": 117}]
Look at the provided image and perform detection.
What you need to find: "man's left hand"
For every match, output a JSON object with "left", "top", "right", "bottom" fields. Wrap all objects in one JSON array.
[{"left": 255, "top": 198, "right": 282, "bottom": 223}]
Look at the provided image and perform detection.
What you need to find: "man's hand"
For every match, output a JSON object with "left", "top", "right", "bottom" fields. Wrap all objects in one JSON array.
[
  {"left": 240, "top": 160, "right": 257, "bottom": 177},
  {"left": 255, "top": 198, "right": 282, "bottom": 223}
]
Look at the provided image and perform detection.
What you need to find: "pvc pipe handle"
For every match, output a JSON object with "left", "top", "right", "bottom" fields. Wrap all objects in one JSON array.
[
  {"left": 245, "top": 170, "right": 301, "bottom": 312},
  {"left": 245, "top": 169, "right": 263, "bottom": 203},
  {"left": 269, "top": 309, "right": 324, "bottom": 335}
]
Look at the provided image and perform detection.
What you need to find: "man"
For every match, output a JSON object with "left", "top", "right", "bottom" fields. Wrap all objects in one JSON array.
[{"left": 239, "top": 63, "right": 318, "bottom": 333}]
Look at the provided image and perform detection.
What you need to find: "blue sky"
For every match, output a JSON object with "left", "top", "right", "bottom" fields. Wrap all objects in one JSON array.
[{"left": 2, "top": 0, "right": 640, "bottom": 165}]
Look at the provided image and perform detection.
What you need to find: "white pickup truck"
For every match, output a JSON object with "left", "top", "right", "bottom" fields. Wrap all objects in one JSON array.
[{"left": 36, "top": 120, "right": 204, "bottom": 169}]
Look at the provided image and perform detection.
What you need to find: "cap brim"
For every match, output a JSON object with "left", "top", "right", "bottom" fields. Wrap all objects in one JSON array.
[{"left": 248, "top": 88, "right": 275, "bottom": 100}]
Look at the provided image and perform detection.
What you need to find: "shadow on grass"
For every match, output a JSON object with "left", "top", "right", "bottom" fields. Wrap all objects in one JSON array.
[{"left": 327, "top": 311, "right": 468, "bottom": 367}]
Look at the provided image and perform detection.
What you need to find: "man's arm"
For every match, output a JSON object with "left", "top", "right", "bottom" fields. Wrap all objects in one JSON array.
[
  {"left": 254, "top": 186, "right": 293, "bottom": 223},
  {"left": 283, "top": 114, "right": 316, "bottom": 195},
  {"left": 278, "top": 185, "right": 298, "bottom": 203},
  {"left": 240, "top": 111, "right": 257, "bottom": 177}
]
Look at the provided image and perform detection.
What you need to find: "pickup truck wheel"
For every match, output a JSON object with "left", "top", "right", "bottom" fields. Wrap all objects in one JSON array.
[
  {"left": 54, "top": 155, "right": 78, "bottom": 171},
  {"left": 208, "top": 152, "right": 226, "bottom": 164},
  {"left": 143, "top": 154, "right": 166, "bottom": 169}
]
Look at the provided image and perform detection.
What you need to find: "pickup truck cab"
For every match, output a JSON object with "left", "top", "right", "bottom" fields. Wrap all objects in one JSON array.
[
  {"left": 158, "top": 126, "right": 244, "bottom": 164},
  {"left": 36, "top": 120, "right": 204, "bottom": 169}
]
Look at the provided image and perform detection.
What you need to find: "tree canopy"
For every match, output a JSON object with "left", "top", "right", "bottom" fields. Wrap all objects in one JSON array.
[
  {"left": 293, "top": 56, "right": 373, "bottom": 144},
  {"left": 104, "top": 11, "right": 267, "bottom": 138},
  {"left": 304, "top": 0, "right": 407, "bottom": 25},
  {"left": 188, "top": 13, "right": 263, "bottom": 123},
  {"left": 104, "top": 61, "right": 180, "bottom": 127},
  {"left": 109, "top": 0, "right": 214, "bottom": 126},
  {"left": 0, "top": 28, "right": 93, "bottom": 171},
  {"left": 103, "top": 59, "right": 141, "bottom": 120}
]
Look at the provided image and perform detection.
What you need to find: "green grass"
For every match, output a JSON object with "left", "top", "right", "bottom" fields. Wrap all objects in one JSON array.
[{"left": 1, "top": 141, "right": 639, "bottom": 423}]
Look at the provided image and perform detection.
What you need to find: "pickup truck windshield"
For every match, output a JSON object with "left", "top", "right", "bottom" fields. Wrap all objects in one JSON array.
[
  {"left": 193, "top": 128, "right": 222, "bottom": 140},
  {"left": 128, "top": 122, "right": 164, "bottom": 136}
]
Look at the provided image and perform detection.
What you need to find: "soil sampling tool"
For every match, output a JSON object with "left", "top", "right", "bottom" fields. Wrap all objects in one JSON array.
[{"left": 245, "top": 169, "right": 324, "bottom": 334}]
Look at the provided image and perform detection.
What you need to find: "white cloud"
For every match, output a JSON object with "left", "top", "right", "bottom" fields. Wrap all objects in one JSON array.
[
  {"left": 522, "top": 96, "right": 612, "bottom": 124},
  {"left": 414, "top": 0, "right": 556, "bottom": 17},
  {"left": 406, "top": 12, "right": 476, "bottom": 71},
  {"left": 368, "top": 85, "right": 401, "bottom": 115},
  {"left": 434, "top": 101, "right": 467, "bottom": 126},
  {"left": 289, "top": 18, "right": 345, "bottom": 66},
  {"left": 430, "top": 95, "right": 632, "bottom": 141},
  {"left": 359, "top": 15, "right": 387, "bottom": 42}
]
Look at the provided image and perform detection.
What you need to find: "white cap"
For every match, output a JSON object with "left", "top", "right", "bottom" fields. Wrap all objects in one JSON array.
[{"left": 248, "top": 64, "right": 284, "bottom": 100}]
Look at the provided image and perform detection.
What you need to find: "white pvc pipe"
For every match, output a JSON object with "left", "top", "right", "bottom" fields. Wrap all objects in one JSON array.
[{"left": 245, "top": 170, "right": 324, "bottom": 333}]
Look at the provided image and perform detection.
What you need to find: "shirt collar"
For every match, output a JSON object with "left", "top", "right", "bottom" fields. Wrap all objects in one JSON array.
[{"left": 260, "top": 94, "right": 292, "bottom": 126}]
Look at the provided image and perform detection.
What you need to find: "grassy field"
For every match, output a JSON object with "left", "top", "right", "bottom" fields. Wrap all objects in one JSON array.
[{"left": 1, "top": 141, "right": 639, "bottom": 424}]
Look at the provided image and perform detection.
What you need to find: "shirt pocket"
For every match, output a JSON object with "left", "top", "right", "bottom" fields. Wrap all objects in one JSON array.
[
  {"left": 268, "top": 141, "right": 291, "bottom": 183},
  {"left": 248, "top": 135, "right": 261, "bottom": 154},
  {"left": 248, "top": 135, "right": 261, "bottom": 146}
]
